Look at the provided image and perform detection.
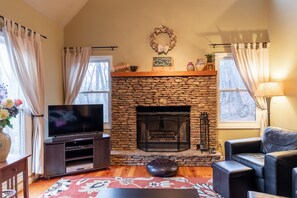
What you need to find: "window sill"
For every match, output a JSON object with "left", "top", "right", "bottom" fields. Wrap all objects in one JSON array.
[
  {"left": 217, "top": 127, "right": 260, "bottom": 130},
  {"left": 218, "top": 119, "right": 260, "bottom": 131}
]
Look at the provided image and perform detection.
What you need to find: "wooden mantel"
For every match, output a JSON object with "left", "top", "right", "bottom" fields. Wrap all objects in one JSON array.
[{"left": 111, "top": 70, "right": 217, "bottom": 77}]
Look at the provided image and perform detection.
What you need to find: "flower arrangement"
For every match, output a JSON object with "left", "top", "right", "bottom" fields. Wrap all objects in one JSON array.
[{"left": 0, "top": 83, "right": 23, "bottom": 129}]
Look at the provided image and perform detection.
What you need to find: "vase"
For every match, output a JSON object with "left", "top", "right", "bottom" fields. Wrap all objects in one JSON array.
[
  {"left": 0, "top": 127, "right": 11, "bottom": 162},
  {"left": 195, "top": 59, "right": 205, "bottom": 71},
  {"left": 187, "top": 62, "right": 195, "bottom": 71}
]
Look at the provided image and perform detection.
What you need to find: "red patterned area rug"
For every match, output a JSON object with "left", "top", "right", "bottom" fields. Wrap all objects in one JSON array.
[{"left": 40, "top": 176, "right": 221, "bottom": 198}]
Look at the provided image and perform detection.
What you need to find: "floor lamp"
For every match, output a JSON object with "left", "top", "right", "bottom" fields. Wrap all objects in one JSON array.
[{"left": 254, "top": 82, "right": 284, "bottom": 126}]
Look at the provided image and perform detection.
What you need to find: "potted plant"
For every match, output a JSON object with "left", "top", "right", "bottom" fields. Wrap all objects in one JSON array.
[{"left": 205, "top": 53, "right": 214, "bottom": 63}]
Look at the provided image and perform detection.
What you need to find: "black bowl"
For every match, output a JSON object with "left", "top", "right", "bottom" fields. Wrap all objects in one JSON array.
[{"left": 129, "top": 65, "right": 138, "bottom": 72}]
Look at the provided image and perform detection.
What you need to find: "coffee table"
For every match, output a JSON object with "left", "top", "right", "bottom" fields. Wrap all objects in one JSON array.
[
  {"left": 247, "top": 191, "right": 287, "bottom": 198},
  {"left": 96, "top": 188, "right": 199, "bottom": 198}
]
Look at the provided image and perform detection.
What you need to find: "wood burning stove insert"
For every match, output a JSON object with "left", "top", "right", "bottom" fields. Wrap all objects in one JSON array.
[{"left": 137, "top": 106, "right": 190, "bottom": 152}]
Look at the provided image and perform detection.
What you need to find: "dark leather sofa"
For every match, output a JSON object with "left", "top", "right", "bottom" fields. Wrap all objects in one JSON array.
[
  {"left": 225, "top": 127, "right": 297, "bottom": 197},
  {"left": 293, "top": 168, "right": 297, "bottom": 198}
]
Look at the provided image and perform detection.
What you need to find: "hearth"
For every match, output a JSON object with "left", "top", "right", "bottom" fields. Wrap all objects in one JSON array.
[{"left": 136, "top": 106, "right": 190, "bottom": 152}]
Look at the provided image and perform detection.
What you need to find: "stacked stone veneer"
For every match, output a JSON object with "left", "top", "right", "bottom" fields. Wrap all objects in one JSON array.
[
  {"left": 110, "top": 150, "right": 221, "bottom": 166},
  {"left": 111, "top": 75, "right": 217, "bottom": 151}
]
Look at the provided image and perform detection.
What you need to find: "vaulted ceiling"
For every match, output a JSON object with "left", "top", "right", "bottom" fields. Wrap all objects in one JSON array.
[{"left": 24, "top": 0, "right": 88, "bottom": 27}]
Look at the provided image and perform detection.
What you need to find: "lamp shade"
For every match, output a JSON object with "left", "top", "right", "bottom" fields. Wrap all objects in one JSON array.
[{"left": 254, "top": 82, "right": 284, "bottom": 97}]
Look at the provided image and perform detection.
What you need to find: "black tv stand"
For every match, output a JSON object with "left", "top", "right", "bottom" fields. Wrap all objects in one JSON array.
[{"left": 44, "top": 134, "right": 110, "bottom": 178}]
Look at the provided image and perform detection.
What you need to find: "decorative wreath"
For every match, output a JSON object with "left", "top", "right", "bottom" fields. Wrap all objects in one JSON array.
[{"left": 150, "top": 25, "right": 177, "bottom": 55}]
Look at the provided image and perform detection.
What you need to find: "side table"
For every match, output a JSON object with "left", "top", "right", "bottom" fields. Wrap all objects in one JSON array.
[{"left": 0, "top": 154, "right": 31, "bottom": 198}]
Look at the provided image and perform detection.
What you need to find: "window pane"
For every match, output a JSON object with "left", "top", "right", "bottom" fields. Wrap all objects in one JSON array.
[
  {"left": 0, "top": 35, "right": 23, "bottom": 154},
  {"left": 75, "top": 56, "right": 111, "bottom": 127},
  {"left": 220, "top": 91, "right": 256, "bottom": 122},
  {"left": 219, "top": 58, "right": 246, "bottom": 90},
  {"left": 75, "top": 92, "right": 109, "bottom": 123},
  {"left": 79, "top": 61, "right": 110, "bottom": 92}
]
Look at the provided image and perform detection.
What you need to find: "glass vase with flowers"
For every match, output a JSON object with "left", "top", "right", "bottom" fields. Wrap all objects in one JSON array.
[{"left": 0, "top": 83, "right": 22, "bottom": 161}]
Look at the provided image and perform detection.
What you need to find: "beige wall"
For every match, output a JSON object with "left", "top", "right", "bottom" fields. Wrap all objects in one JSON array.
[
  {"left": 216, "top": 0, "right": 297, "bottom": 154},
  {"left": 218, "top": 0, "right": 297, "bottom": 154},
  {"left": 2, "top": 0, "right": 295, "bottom": 155},
  {"left": 268, "top": 0, "right": 297, "bottom": 130},
  {"left": 64, "top": 0, "right": 269, "bottom": 150},
  {"left": 217, "top": 129, "right": 260, "bottom": 155},
  {"left": 65, "top": 0, "right": 268, "bottom": 71},
  {"left": 0, "top": 0, "right": 64, "bottom": 107}
]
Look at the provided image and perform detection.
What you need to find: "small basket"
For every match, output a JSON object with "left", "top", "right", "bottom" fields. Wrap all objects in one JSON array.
[{"left": 129, "top": 65, "right": 138, "bottom": 72}]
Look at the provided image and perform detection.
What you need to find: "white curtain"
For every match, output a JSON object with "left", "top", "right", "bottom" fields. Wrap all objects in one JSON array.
[
  {"left": 62, "top": 47, "right": 91, "bottom": 104},
  {"left": 2, "top": 18, "right": 45, "bottom": 174},
  {"left": 231, "top": 43, "right": 270, "bottom": 135}
]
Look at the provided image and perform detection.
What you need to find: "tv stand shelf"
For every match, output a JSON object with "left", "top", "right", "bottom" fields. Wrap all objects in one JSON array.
[
  {"left": 65, "top": 146, "right": 93, "bottom": 151},
  {"left": 44, "top": 134, "right": 110, "bottom": 178},
  {"left": 65, "top": 155, "right": 93, "bottom": 161}
]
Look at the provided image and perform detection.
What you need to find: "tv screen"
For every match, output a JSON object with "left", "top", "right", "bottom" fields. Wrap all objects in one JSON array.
[{"left": 48, "top": 104, "right": 103, "bottom": 137}]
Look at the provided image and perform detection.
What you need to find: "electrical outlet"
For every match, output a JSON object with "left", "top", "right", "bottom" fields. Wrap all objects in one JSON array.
[{"left": 218, "top": 140, "right": 223, "bottom": 147}]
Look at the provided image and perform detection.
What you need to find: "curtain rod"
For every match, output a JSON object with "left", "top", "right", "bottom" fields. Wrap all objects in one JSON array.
[
  {"left": 209, "top": 42, "right": 269, "bottom": 48},
  {"left": 64, "top": 46, "right": 118, "bottom": 51},
  {"left": 0, "top": 15, "right": 47, "bottom": 39}
]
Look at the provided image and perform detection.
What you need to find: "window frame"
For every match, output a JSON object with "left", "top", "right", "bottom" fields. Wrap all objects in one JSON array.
[
  {"left": 215, "top": 53, "right": 260, "bottom": 129},
  {"left": 76, "top": 55, "right": 112, "bottom": 129}
]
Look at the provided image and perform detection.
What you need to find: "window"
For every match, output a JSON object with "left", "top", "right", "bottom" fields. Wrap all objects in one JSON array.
[
  {"left": 75, "top": 56, "right": 112, "bottom": 129},
  {"left": 216, "top": 53, "right": 259, "bottom": 128},
  {"left": 0, "top": 34, "right": 24, "bottom": 154}
]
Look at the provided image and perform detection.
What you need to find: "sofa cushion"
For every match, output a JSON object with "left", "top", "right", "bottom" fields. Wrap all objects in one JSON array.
[
  {"left": 232, "top": 153, "right": 265, "bottom": 178},
  {"left": 262, "top": 127, "right": 297, "bottom": 153}
]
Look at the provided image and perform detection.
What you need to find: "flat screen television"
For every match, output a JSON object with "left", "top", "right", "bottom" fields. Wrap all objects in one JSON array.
[{"left": 48, "top": 104, "right": 104, "bottom": 138}]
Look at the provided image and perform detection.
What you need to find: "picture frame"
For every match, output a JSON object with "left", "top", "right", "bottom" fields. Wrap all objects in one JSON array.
[
  {"left": 152, "top": 57, "right": 174, "bottom": 67},
  {"left": 152, "top": 57, "right": 174, "bottom": 71},
  {"left": 206, "top": 63, "right": 214, "bottom": 71}
]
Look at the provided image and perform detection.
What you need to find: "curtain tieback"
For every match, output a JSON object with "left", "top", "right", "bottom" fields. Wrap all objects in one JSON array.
[{"left": 32, "top": 114, "right": 44, "bottom": 117}]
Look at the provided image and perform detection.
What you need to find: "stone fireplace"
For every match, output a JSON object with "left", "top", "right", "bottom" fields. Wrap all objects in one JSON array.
[
  {"left": 111, "top": 71, "right": 220, "bottom": 166},
  {"left": 137, "top": 106, "right": 190, "bottom": 152}
]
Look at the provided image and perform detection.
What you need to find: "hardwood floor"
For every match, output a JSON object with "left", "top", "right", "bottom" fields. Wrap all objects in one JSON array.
[{"left": 26, "top": 166, "right": 212, "bottom": 197}]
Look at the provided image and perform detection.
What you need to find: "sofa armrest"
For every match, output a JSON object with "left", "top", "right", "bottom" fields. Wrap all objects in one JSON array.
[
  {"left": 224, "top": 137, "right": 262, "bottom": 160},
  {"left": 265, "top": 150, "right": 297, "bottom": 196},
  {"left": 293, "top": 168, "right": 297, "bottom": 198}
]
